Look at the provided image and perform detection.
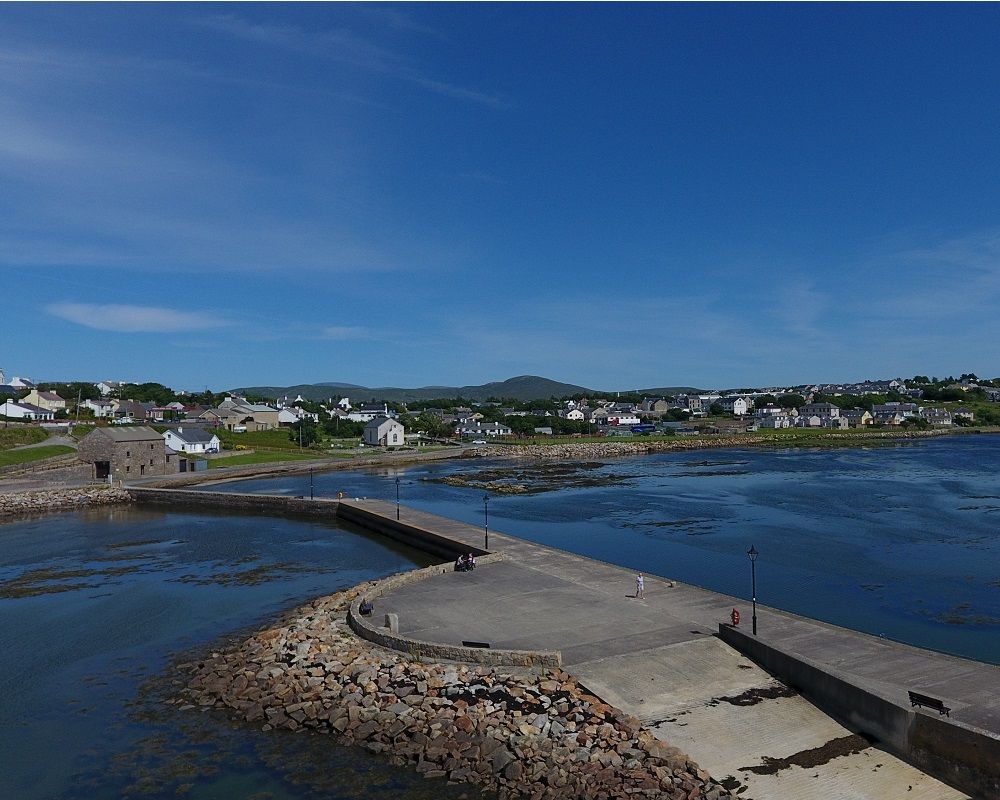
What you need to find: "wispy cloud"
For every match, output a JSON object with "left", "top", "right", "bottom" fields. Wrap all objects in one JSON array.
[
  {"left": 46, "top": 303, "right": 232, "bottom": 333},
  {"left": 321, "top": 325, "right": 371, "bottom": 341},
  {"left": 194, "top": 14, "right": 508, "bottom": 108}
]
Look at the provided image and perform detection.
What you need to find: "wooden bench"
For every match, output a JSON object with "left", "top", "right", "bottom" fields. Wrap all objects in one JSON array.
[
  {"left": 908, "top": 690, "right": 950, "bottom": 716},
  {"left": 462, "top": 640, "right": 491, "bottom": 649}
]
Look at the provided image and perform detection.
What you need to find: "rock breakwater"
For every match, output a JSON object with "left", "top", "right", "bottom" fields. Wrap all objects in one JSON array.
[
  {"left": 177, "top": 583, "right": 736, "bottom": 800},
  {"left": 0, "top": 486, "right": 131, "bottom": 518},
  {"left": 474, "top": 429, "right": 961, "bottom": 461}
]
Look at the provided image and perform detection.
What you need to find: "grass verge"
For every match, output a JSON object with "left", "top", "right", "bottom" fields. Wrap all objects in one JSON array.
[{"left": 0, "top": 445, "right": 75, "bottom": 467}]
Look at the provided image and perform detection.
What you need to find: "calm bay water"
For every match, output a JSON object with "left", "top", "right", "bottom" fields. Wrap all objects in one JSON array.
[
  {"left": 3, "top": 435, "right": 998, "bottom": 799},
  {"left": 224, "top": 435, "right": 1000, "bottom": 665},
  {"left": 0, "top": 506, "right": 481, "bottom": 800}
]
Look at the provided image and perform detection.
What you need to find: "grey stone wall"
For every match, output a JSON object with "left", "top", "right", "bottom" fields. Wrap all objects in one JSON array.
[
  {"left": 347, "top": 560, "right": 562, "bottom": 669},
  {"left": 719, "top": 623, "right": 1000, "bottom": 800}
]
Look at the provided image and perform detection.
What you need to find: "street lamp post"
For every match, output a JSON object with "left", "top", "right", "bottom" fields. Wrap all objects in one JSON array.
[
  {"left": 395, "top": 476, "right": 400, "bottom": 521},
  {"left": 483, "top": 493, "right": 490, "bottom": 550},
  {"left": 747, "top": 545, "right": 759, "bottom": 636},
  {"left": 309, "top": 468, "right": 314, "bottom": 500}
]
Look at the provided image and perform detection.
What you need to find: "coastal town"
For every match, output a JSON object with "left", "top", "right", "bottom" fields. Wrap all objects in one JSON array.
[{"left": 2, "top": 368, "right": 999, "bottom": 484}]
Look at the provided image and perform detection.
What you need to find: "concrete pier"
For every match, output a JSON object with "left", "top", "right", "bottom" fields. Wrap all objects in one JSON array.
[{"left": 129, "top": 488, "right": 999, "bottom": 799}]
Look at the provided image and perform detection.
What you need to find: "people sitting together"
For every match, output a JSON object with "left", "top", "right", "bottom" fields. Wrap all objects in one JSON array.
[{"left": 455, "top": 553, "right": 476, "bottom": 572}]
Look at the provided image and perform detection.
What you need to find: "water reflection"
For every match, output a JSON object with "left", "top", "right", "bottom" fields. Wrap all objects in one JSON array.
[{"left": 0, "top": 506, "right": 481, "bottom": 800}]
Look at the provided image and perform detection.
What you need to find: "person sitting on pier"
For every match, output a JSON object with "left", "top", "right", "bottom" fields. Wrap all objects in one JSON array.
[
  {"left": 467, "top": 553, "right": 476, "bottom": 570},
  {"left": 455, "top": 554, "right": 469, "bottom": 572}
]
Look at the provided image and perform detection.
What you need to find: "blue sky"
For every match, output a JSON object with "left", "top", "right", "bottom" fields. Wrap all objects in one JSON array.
[{"left": 3, "top": 3, "right": 1000, "bottom": 392}]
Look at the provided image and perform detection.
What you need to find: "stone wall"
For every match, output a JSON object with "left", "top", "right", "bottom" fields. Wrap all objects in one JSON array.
[
  {"left": 178, "top": 584, "right": 738, "bottom": 800},
  {"left": 0, "top": 486, "right": 132, "bottom": 518},
  {"left": 347, "top": 562, "right": 562, "bottom": 669},
  {"left": 719, "top": 623, "right": 1000, "bottom": 800},
  {"left": 128, "top": 487, "right": 342, "bottom": 518}
]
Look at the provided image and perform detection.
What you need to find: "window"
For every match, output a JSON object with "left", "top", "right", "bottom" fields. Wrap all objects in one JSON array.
[
  {"left": 126, "top": 450, "right": 130, "bottom": 457},
  {"left": 126, "top": 466, "right": 130, "bottom": 473}
]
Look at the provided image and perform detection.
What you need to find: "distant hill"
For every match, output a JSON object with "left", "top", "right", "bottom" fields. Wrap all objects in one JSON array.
[{"left": 235, "top": 375, "right": 599, "bottom": 403}]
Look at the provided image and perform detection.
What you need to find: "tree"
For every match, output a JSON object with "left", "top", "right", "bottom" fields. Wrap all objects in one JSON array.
[
  {"left": 776, "top": 393, "right": 806, "bottom": 409},
  {"left": 709, "top": 402, "right": 724, "bottom": 416},
  {"left": 289, "top": 419, "right": 319, "bottom": 447}
]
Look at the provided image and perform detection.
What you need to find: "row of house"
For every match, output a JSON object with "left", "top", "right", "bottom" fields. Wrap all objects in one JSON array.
[{"left": 751, "top": 401, "right": 973, "bottom": 430}]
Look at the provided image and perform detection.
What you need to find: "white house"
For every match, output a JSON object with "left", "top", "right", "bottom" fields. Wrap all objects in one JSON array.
[
  {"left": 717, "top": 396, "right": 751, "bottom": 416},
  {"left": 96, "top": 381, "right": 123, "bottom": 396},
  {"left": 757, "top": 413, "right": 792, "bottom": 429},
  {"left": 278, "top": 407, "right": 318, "bottom": 425},
  {"left": 800, "top": 402, "right": 840, "bottom": 420},
  {"left": 81, "top": 398, "right": 115, "bottom": 418},
  {"left": 562, "top": 408, "right": 585, "bottom": 421},
  {"left": 162, "top": 427, "right": 221, "bottom": 454},
  {"left": 8, "top": 376, "right": 35, "bottom": 389},
  {"left": 349, "top": 403, "right": 393, "bottom": 423},
  {"left": 0, "top": 400, "right": 54, "bottom": 420},
  {"left": 607, "top": 412, "right": 641, "bottom": 427},
  {"left": 456, "top": 421, "right": 512, "bottom": 438},
  {"left": 363, "top": 416, "right": 405, "bottom": 447}
]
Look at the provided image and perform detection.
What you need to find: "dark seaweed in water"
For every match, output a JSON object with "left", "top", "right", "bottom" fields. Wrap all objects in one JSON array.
[{"left": 422, "top": 460, "right": 630, "bottom": 494}]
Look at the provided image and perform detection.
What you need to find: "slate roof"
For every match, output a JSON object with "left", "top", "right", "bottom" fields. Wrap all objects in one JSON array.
[
  {"left": 166, "top": 427, "right": 218, "bottom": 444},
  {"left": 93, "top": 426, "right": 163, "bottom": 442}
]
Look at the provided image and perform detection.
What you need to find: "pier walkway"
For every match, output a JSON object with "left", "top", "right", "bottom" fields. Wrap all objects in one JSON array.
[{"left": 340, "top": 499, "right": 998, "bottom": 800}]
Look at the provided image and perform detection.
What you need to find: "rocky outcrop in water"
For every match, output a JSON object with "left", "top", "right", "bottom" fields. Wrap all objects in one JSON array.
[
  {"left": 176, "top": 584, "right": 736, "bottom": 800},
  {"left": 0, "top": 486, "right": 131, "bottom": 517}
]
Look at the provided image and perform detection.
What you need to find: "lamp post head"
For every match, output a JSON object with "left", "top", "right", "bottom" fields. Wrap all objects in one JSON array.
[{"left": 747, "top": 545, "right": 758, "bottom": 562}]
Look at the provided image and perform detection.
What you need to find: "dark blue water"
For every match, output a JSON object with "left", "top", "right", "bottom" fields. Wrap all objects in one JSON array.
[
  {"left": 0, "top": 506, "right": 480, "bottom": 800},
  {"left": 224, "top": 436, "right": 1000, "bottom": 665}
]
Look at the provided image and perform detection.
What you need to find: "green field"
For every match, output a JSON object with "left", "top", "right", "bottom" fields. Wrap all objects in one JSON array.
[
  {"left": 207, "top": 451, "right": 325, "bottom": 469},
  {"left": 0, "top": 427, "right": 50, "bottom": 450},
  {"left": 0, "top": 445, "right": 75, "bottom": 468}
]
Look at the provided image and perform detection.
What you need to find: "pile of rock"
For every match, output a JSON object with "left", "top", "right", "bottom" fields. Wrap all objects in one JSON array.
[
  {"left": 0, "top": 486, "right": 131, "bottom": 517},
  {"left": 474, "top": 437, "right": 762, "bottom": 461},
  {"left": 176, "top": 585, "right": 735, "bottom": 800}
]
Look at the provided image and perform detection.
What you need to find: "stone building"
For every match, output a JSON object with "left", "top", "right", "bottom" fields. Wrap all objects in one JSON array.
[
  {"left": 78, "top": 426, "right": 179, "bottom": 481},
  {"left": 363, "top": 416, "right": 405, "bottom": 447}
]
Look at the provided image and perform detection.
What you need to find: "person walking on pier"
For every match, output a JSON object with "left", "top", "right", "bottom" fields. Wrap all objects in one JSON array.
[{"left": 636, "top": 572, "right": 644, "bottom": 599}]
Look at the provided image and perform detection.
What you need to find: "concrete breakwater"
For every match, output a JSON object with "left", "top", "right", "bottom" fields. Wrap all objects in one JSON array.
[
  {"left": 177, "top": 582, "right": 737, "bottom": 800},
  {"left": 0, "top": 486, "right": 131, "bottom": 518}
]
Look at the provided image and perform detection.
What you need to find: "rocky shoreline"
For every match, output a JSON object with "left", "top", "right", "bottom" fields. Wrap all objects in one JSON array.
[
  {"left": 0, "top": 486, "right": 132, "bottom": 518},
  {"left": 176, "top": 581, "right": 737, "bottom": 800},
  {"left": 471, "top": 428, "right": 967, "bottom": 461}
]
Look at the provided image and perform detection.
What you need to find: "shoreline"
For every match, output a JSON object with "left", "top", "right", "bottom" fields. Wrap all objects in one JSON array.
[
  {"left": 176, "top": 579, "right": 738, "bottom": 800},
  {"left": 0, "top": 485, "right": 131, "bottom": 519}
]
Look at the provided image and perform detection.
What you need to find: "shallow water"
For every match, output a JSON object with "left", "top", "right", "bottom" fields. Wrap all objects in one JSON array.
[
  {"left": 223, "top": 435, "right": 1000, "bottom": 665},
  {"left": 0, "top": 505, "right": 481, "bottom": 800}
]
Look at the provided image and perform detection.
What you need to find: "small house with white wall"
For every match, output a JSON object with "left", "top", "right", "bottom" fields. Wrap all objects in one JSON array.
[
  {"left": 363, "top": 416, "right": 405, "bottom": 447},
  {"left": 162, "top": 427, "right": 221, "bottom": 454},
  {"left": 0, "top": 400, "right": 54, "bottom": 421}
]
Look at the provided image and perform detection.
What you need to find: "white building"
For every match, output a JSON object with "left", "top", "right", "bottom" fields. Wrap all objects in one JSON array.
[
  {"left": 363, "top": 416, "right": 405, "bottom": 447},
  {"left": 718, "top": 397, "right": 751, "bottom": 416},
  {"left": 456, "top": 421, "right": 512, "bottom": 438},
  {"left": 162, "top": 427, "right": 221, "bottom": 454},
  {"left": 81, "top": 398, "right": 116, "bottom": 418},
  {"left": 0, "top": 400, "right": 54, "bottom": 421}
]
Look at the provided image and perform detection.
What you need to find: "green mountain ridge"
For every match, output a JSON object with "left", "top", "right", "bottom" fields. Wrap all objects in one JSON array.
[{"left": 234, "top": 376, "right": 708, "bottom": 403}]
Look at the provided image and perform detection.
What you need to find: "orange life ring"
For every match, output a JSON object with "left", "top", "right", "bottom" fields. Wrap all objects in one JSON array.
[{"left": 731, "top": 608, "right": 741, "bottom": 626}]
